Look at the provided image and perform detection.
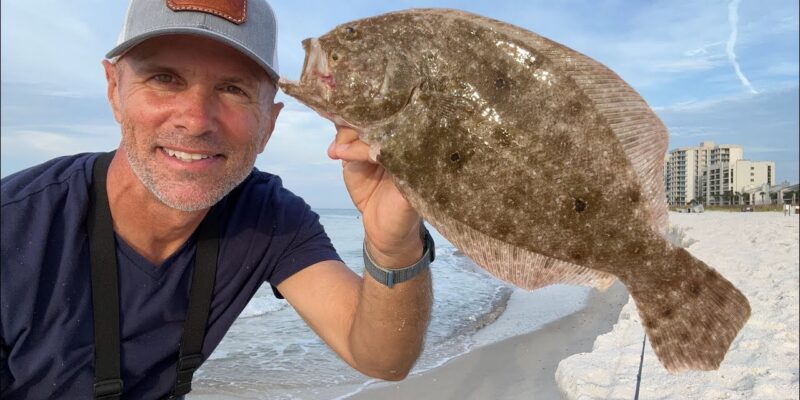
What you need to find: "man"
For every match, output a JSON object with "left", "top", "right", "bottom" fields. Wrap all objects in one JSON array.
[{"left": 0, "top": 0, "right": 433, "bottom": 398}]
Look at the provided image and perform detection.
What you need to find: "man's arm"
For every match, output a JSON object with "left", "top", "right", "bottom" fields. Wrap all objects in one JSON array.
[
  {"left": 277, "top": 125, "right": 433, "bottom": 380},
  {"left": 277, "top": 254, "right": 432, "bottom": 380}
]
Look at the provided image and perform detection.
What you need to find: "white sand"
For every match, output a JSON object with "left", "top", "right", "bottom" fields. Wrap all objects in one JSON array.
[{"left": 556, "top": 212, "right": 800, "bottom": 399}]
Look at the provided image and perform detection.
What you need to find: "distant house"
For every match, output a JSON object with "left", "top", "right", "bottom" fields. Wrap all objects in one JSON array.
[{"left": 743, "top": 182, "right": 800, "bottom": 206}]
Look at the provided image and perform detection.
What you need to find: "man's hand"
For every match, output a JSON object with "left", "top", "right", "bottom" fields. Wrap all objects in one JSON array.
[{"left": 327, "top": 125, "right": 423, "bottom": 266}]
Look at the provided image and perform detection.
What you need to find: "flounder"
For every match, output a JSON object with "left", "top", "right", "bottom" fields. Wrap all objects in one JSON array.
[{"left": 279, "top": 9, "right": 751, "bottom": 372}]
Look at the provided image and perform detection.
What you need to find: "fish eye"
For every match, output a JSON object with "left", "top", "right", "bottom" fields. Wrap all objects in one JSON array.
[
  {"left": 331, "top": 51, "right": 340, "bottom": 62},
  {"left": 343, "top": 26, "right": 359, "bottom": 40}
]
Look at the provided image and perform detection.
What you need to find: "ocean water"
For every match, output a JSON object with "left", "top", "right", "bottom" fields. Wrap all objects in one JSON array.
[{"left": 191, "top": 208, "right": 513, "bottom": 399}]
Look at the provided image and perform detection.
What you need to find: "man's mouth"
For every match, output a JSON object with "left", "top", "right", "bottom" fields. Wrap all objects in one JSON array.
[{"left": 160, "top": 147, "right": 219, "bottom": 163}]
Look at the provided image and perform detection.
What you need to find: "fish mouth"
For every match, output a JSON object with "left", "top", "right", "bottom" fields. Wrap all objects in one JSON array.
[
  {"left": 278, "top": 38, "right": 359, "bottom": 129},
  {"left": 278, "top": 38, "right": 335, "bottom": 101},
  {"left": 302, "top": 38, "right": 336, "bottom": 93}
]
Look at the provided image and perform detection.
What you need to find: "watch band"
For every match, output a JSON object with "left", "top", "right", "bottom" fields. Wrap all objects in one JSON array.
[{"left": 363, "top": 225, "right": 435, "bottom": 288}]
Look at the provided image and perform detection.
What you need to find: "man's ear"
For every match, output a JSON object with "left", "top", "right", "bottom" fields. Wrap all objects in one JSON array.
[
  {"left": 102, "top": 60, "right": 123, "bottom": 123},
  {"left": 258, "top": 101, "right": 284, "bottom": 153}
]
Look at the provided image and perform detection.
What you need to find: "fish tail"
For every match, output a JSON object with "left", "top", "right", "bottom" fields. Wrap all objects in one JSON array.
[{"left": 624, "top": 246, "right": 751, "bottom": 372}]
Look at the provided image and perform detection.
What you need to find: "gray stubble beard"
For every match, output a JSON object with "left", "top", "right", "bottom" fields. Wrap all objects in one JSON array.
[{"left": 121, "top": 122, "right": 257, "bottom": 212}]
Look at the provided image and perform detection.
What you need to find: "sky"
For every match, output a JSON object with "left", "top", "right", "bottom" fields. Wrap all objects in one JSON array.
[{"left": 1, "top": 0, "right": 798, "bottom": 208}]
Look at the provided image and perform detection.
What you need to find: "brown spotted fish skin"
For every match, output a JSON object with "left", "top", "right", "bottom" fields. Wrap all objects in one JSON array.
[{"left": 279, "top": 8, "right": 751, "bottom": 373}]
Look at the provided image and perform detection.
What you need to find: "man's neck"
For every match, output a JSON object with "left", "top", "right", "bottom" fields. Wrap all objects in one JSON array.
[{"left": 105, "top": 151, "right": 209, "bottom": 266}]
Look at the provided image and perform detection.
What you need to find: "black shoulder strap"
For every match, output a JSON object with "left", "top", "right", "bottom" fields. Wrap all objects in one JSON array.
[
  {"left": 88, "top": 151, "right": 220, "bottom": 400},
  {"left": 89, "top": 151, "right": 123, "bottom": 399},
  {"left": 171, "top": 203, "right": 219, "bottom": 397}
]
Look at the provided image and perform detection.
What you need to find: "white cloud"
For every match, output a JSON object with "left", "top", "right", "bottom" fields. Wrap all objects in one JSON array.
[{"left": 726, "top": 0, "right": 758, "bottom": 94}]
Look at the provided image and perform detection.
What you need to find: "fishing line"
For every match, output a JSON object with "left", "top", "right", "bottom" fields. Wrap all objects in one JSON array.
[{"left": 633, "top": 333, "right": 646, "bottom": 400}]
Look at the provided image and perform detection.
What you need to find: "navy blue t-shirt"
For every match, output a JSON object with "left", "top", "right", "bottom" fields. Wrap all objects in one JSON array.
[{"left": 0, "top": 153, "right": 341, "bottom": 399}]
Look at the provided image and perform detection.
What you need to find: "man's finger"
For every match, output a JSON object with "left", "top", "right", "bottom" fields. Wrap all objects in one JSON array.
[
  {"left": 334, "top": 125, "right": 360, "bottom": 146},
  {"left": 329, "top": 139, "right": 376, "bottom": 163}
]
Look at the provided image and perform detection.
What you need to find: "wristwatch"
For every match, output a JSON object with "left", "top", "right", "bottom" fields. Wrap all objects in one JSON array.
[{"left": 363, "top": 224, "right": 435, "bottom": 288}]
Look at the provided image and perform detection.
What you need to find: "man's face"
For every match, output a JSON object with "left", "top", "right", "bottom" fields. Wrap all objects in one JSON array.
[{"left": 104, "top": 34, "right": 283, "bottom": 211}]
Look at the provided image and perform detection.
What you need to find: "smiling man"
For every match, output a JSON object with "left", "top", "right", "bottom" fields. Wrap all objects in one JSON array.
[{"left": 0, "top": 0, "right": 433, "bottom": 398}]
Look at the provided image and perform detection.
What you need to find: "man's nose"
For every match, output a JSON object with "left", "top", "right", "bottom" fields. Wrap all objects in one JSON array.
[{"left": 172, "top": 86, "right": 219, "bottom": 136}]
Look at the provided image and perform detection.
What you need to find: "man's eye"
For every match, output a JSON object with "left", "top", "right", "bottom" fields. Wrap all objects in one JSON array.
[
  {"left": 152, "top": 74, "right": 174, "bottom": 84},
  {"left": 224, "top": 85, "right": 247, "bottom": 96}
]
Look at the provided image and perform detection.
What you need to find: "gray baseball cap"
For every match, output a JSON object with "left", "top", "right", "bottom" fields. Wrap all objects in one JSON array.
[{"left": 106, "top": 0, "right": 279, "bottom": 81}]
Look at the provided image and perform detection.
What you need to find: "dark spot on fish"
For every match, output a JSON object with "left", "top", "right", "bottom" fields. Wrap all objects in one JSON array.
[
  {"left": 495, "top": 78, "right": 506, "bottom": 89},
  {"left": 569, "top": 247, "right": 586, "bottom": 263},
  {"left": 689, "top": 281, "right": 702, "bottom": 297},
  {"left": 645, "top": 319, "right": 659, "bottom": 330},
  {"left": 495, "top": 223, "right": 512, "bottom": 238},
  {"left": 442, "top": 146, "right": 473, "bottom": 172},
  {"left": 567, "top": 100, "right": 582, "bottom": 116},
  {"left": 574, "top": 198, "right": 587, "bottom": 213},
  {"left": 661, "top": 307, "right": 674, "bottom": 319},
  {"left": 435, "top": 190, "right": 450, "bottom": 205},
  {"left": 628, "top": 188, "right": 641, "bottom": 203},
  {"left": 493, "top": 127, "right": 512, "bottom": 147},
  {"left": 626, "top": 241, "right": 643, "bottom": 255}
]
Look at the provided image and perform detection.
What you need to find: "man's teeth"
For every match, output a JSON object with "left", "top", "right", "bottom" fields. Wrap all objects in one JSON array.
[{"left": 164, "top": 148, "right": 211, "bottom": 162}]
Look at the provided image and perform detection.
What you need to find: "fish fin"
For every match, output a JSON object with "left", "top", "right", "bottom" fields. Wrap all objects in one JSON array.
[
  {"left": 551, "top": 55, "right": 669, "bottom": 235},
  {"left": 402, "top": 184, "right": 616, "bottom": 291},
  {"left": 624, "top": 246, "right": 751, "bottom": 372}
]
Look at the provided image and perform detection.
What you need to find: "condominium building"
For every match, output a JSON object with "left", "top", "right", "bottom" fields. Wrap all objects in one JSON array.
[
  {"left": 664, "top": 141, "right": 775, "bottom": 206},
  {"left": 702, "top": 160, "right": 775, "bottom": 204}
]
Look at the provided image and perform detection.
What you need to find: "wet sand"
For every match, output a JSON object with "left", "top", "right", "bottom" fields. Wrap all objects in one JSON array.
[{"left": 344, "top": 281, "right": 629, "bottom": 400}]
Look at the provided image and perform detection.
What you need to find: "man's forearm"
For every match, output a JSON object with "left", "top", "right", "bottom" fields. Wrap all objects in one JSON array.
[{"left": 348, "top": 237, "right": 433, "bottom": 380}]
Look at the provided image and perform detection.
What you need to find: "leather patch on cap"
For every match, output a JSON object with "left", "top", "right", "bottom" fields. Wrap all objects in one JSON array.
[{"left": 167, "top": 0, "right": 247, "bottom": 24}]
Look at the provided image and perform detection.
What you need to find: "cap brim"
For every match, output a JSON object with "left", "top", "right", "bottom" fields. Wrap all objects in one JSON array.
[{"left": 105, "top": 28, "right": 280, "bottom": 82}]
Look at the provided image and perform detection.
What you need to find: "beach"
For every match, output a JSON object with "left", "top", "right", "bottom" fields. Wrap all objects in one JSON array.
[
  {"left": 191, "top": 211, "right": 799, "bottom": 399},
  {"left": 342, "top": 282, "right": 629, "bottom": 400},
  {"left": 557, "top": 211, "right": 800, "bottom": 399}
]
